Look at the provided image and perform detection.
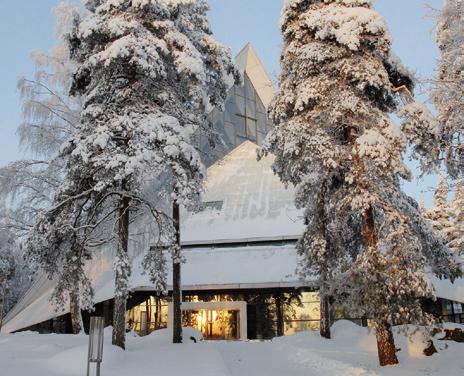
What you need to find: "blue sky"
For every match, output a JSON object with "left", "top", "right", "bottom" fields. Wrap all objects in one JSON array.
[{"left": 0, "top": 0, "right": 444, "bottom": 204}]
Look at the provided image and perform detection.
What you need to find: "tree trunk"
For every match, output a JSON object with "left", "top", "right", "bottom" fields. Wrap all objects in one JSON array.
[
  {"left": 365, "top": 206, "right": 398, "bottom": 366},
  {"left": 376, "top": 322, "right": 398, "bottom": 366},
  {"left": 155, "top": 298, "right": 161, "bottom": 329},
  {"left": 349, "top": 127, "right": 398, "bottom": 366},
  {"left": 320, "top": 294, "right": 331, "bottom": 339},
  {"left": 275, "top": 294, "right": 284, "bottom": 337},
  {"left": 112, "top": 194, "right": 130, "bottom": 350},
  {"left": 70, "top": 291, "right": 82, "bottom": 334},
  {"left": 317, "top": 183, "right": 331, "bottom": 340},
  {"left": 172, "top": 201, "right": 183, "bottom": 344}
]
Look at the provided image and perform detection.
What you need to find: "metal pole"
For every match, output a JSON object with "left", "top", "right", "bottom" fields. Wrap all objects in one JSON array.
[{"left": 86, "top": 319, "right": 92, "bottom": 376}]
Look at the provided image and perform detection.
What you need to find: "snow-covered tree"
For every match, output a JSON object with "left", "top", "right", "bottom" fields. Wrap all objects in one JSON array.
[
  {"left": 53, "top": 0, "right": 238, "bottom": 349},
  {"left": 0, "top": 230, "right": 15, "bottom": 327},
  {"left": 141, "top": 245, "right": 168, "bottom": 296},
  {"left": 0, "top": 2, "right": 82, "bottom": 235},
  {"left": 432, "top": 0, "right": 464, "bottom": 178},
  {"left": 262, "top": 0, "right": 461, "bottom": 366},
  {"left": 0, "top": 2, "right": 88, "bottom": 334},
  {"left": 423, "top": 176, "right": 451, "bottom": 234},
  {"left": 0, "top": 227, "right": 33, "bottom": 330},
  {"left": 26, "top": 199, "right": 95, "bottom": 334},
  {"left": 398, "top": 100, "right": 441, "bottom": 176},
  {"left": 446, "top": 181, "right": 463, "bottom": 255}
]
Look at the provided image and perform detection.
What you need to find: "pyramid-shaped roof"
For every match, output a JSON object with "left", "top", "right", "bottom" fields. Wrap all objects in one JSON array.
[
  {"left": 235, "top": 43, "right": 275, "bottom": 108},
  {"left": 181, "top": 141, "right": 305, "bottom": 244}
]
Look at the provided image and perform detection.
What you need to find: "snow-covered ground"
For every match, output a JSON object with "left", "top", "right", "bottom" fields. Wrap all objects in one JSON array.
[{"left": 0, "top": 321, "right": 463, "bottom": 376}]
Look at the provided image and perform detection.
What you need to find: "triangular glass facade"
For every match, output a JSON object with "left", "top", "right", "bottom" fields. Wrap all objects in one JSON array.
[{"left": 200, "top": 72, "right": 274, "bottom": 166}]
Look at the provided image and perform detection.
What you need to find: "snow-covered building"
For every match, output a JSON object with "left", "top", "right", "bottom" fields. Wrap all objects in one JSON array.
[{"left": 2, "top": 44, "right": 464, "bottom": 339}]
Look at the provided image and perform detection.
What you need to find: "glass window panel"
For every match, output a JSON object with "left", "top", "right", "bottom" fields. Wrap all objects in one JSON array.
[
  {"left": 224, "top": 103, "right": 236, "bottom": 124},
  {"left": 289, "top": 303, "right": 320, "bottom": 321},
  {"left": 235, "top": 115, "right": 246, "bottom": 137},
  {"left": 244, "top": 74, "right": 256, "bottom": 100},
  {"left": 301, "top": 292, "right": 320, "bottom": 303},
  {"left": 453, "top": 303, "right": 463, "bottom": 314},
  {"left": 235, "top": 82, "right": 245, "bottom": 98},
  {"left": 225, "top": 97, "right": 237, "bottom": 118},
  {"left": 256, "top": 95, "right": 266, "bottom": 113},
  {"left": 246, "top": 99, "right": 256, "bottom": 119},
  {"left": 284, "top": 320, "right": 320, "bottom": 335},
  {"left": 257, "top": 112, "right": 267, "bottom": 133},
  {"left": 236, "top": 135, "right": 248, "bottom": 145},
  {"left": 257, "top": 132, "right": 267, "bottom": 145},
  {"left": 246, "top": 118, "right": 257, "bottom": 141},
  {"left": 223, "top": 121, "right": 236, "bottom": 147},
  {"left": 212, "top": 108, "right": 223, "bottom": 124},
  {"left": 183, "top": 309, "right": 240, "bottom": 340},
  {"left": 235, "top": 95, "right": 245, "bottom": 116},
  {"left": 443, "top": 301, "right": 454, "bottom": 315},
  {"left": 213, "top": 117, "right": 224, "bottom": 135}
]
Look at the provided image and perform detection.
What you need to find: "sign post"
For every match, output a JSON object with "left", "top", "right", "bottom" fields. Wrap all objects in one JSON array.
[{"left": 87, "top": 316, "right": 105, "bottom": 376}]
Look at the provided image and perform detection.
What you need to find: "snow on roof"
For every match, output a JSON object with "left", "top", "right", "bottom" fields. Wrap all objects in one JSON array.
[
  {"left": 235, "top": 43, "right": 275, "bottom": 108},
  {"left": 429, "top": 274, "right": 464, "bottom": 305},
  {"left": 2, "top": 244, "right": 304, "bottom": 334},
  {"left": 181, "top": 141, "right": 305, "bottom": 244},
  {"left": 4, "top": 240, "right": 464, "bottom": 333}
]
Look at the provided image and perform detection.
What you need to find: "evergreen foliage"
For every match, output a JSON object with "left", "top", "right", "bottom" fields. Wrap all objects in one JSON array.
[
  {"left": 448, "top": 182, "right": 464, "bottom": 255},
  {"left": 432, "top": 0, "right": 464, "bottom": 178},
  {"left": 24, "top": 0, "right": 238, "bottom": 348},
  {"left": 262, "top": 0, "right": 461, "bottom": 366}
]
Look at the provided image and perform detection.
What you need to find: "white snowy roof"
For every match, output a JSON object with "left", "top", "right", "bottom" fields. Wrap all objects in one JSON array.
[
  {"left": 2, "top": 140, "right": 307, "bottom": 333},
  {"left": 235, "top": 43, "right": 275, "bottom": 108},
  {"left": 4, "top": 244, "right": 464, "bottom": 333},
  {"left": 2, "top": 244, "right": 304, "bottom": 333},
  {"left": 181, "top": 141, "right": 305, "bottom": 244}
]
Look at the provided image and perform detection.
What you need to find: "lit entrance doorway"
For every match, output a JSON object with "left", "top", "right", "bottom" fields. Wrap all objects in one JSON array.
[{"left": 168, "top": 301, "right": 247, "bottom": 340}]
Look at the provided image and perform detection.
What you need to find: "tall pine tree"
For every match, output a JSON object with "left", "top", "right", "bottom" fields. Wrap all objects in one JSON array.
[
  {"left": 448, "top": 182, "right": 464, "bottom": 255},
  {"left": 432, "top": 0, "right": 464, "bottom": 178},
  {"left": 423, "top": 176, "right": 452, "bottom": 237},
  {"left": 262, "top": 0, "right": 461, "bottom": 366},
  {"left": 58, "top": 0, "right": 238, "bottom": 349}
]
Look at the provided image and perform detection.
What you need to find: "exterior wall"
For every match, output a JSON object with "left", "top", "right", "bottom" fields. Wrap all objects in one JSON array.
[
  {"left": 15, "top": 293, "right": 464, "bottom": 336},
  {"left": 125, "top": 288, "right": 321, "bottom": 340}
]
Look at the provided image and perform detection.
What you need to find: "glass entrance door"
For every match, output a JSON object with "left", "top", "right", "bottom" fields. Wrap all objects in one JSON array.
[{"left": 183, "top": 309, "right": 239, "bottom": 340}]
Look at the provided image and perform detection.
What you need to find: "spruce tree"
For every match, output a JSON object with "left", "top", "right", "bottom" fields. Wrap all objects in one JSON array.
[
  {"left": 262, "top": 0, "right": 461, "bottom": 366},
  {"left": 60, "top": 0, "right": 237, "bottom": 349},
  {"left": 424, "top": 176, "right": 452, "bottom": 236},
  {"left": 432, "top": 0, "right": 464, "bottom": 178},
  {"left": 447, "top": 182, "right": 464, "bottom": 255}
]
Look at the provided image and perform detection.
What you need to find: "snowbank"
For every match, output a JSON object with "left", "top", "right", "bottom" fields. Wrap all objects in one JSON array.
[{"left": 1, "top": 322, "right": 463, "bottom": 375}]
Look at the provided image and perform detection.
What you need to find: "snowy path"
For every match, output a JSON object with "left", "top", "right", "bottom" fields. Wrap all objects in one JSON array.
[{"left": 216, "top": 340, "right": 377, "bottom": 376}]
